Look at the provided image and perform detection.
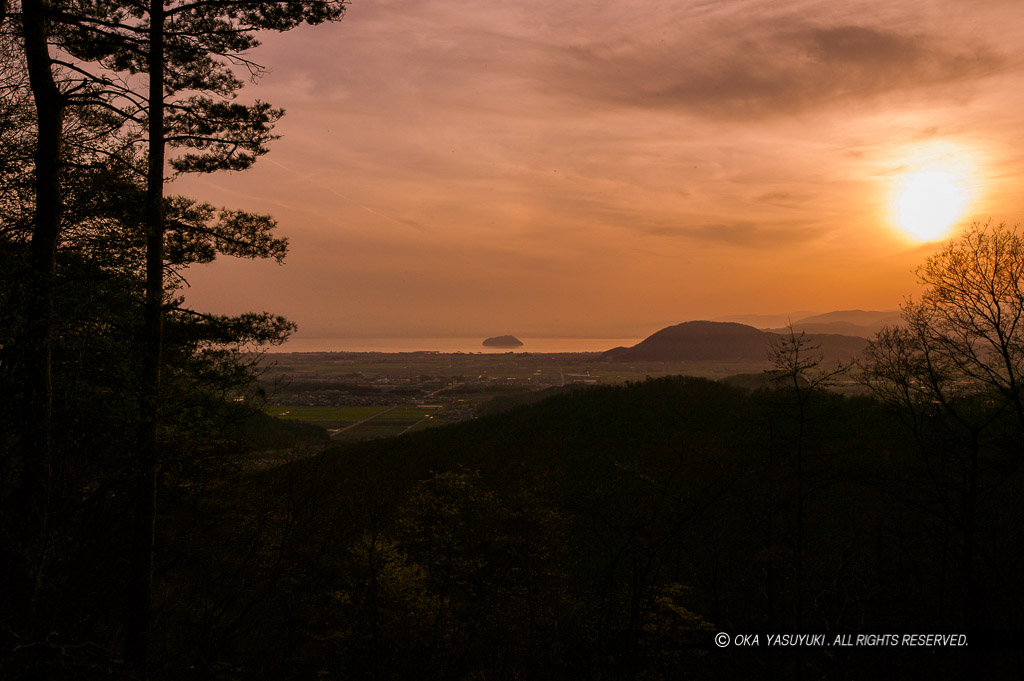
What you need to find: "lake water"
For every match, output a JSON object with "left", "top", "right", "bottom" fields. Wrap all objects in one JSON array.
[{"left": 271, "top": 337, "right": 643, "bottom": 354}]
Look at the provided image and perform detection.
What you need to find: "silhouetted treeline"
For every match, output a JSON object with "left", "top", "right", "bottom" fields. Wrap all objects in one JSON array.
[{"left": 2, "top": 1, "right": 345, "bottom": 675}]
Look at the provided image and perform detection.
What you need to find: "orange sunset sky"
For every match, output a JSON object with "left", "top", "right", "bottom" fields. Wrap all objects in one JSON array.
[{"left": 178, "top": 0, "right": 1024, "bottom": 340}]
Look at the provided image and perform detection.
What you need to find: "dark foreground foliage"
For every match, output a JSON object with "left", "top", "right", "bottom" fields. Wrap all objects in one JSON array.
[{"left": 22, "top": 375, "right": 1008, "bottom": 680}]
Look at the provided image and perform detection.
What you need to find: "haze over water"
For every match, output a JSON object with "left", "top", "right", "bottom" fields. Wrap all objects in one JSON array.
[{"left": 276, "top": 337, "right": 645, "bottom": 354}]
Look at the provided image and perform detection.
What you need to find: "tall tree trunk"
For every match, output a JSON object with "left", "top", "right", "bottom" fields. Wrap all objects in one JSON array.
[
  {"left": 963, "top": 431, "right": 979, "bottom": 629},
  {"left": 20, "top": 0, "right": 65, "bottom": 620},
  {"left": 126, "top": 0, "right": 164, "bottom": 671}
]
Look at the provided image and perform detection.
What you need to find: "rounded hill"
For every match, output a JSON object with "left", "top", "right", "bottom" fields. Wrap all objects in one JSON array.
[{"left": 602, "top": 321, "right": 771, "bottom": 361}]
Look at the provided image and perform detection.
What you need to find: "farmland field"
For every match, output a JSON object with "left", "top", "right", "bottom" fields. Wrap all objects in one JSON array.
[
  {"left": 254, "top": 351, "right": 781, "bottom": 444},
  {"left": 265, "top": 406, "right": 391, "bottom": 421}
]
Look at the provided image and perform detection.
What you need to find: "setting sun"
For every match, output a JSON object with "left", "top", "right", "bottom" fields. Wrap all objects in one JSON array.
[
  {"left": 894, "top": 170, "right": 970, "bottom": 241},
  {"left": 888, "top": 143, "right": 975, "bottom": 242}
]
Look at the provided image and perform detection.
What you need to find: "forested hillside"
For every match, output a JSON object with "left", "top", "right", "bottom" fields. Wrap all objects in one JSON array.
[{"left": 136, "top": 376, "right": 1021, "bottom": 680}]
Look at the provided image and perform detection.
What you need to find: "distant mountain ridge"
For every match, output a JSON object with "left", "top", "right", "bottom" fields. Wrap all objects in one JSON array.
[
  {"left": 761, "top": 309, "right": 902, "bottom": 338},
  {"left": 714, "top": 312, "right": 816, "bottom": 328},
  {"left": 602, "top": 320, "right": 867, "bottom": 362}
]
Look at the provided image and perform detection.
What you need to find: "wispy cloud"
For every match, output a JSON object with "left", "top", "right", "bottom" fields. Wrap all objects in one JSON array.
[
  {"left": 181, "top": 0, "right": 1024, "bottom": 337},
  {"left": 548, "top": 22, "right": 1003, "bottom": 118},
  {"left": 637, "top": 220, "right": 816, "bottom": 248}
]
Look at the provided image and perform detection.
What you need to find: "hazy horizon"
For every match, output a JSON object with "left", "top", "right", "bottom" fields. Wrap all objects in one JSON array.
[
  {"left": 274, "top": 309, "right": 901, "bottom": 352},
  {"left": 177, "top": 0, "right": 1024, "bottom": 338}
]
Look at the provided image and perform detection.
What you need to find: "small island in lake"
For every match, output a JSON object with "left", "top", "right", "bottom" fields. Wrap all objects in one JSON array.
[{"left": 482, "top": 335, "right": 524, "bottom": 348}]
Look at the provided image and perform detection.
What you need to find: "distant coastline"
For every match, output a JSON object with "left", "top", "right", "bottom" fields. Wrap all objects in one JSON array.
[{"left": 274, "top": 337, "right": 644, "bottom": 354}]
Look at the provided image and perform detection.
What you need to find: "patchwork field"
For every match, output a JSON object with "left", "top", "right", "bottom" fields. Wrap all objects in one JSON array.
[{"left": 254, "top": 351, "right": 780, "bottom": 444}]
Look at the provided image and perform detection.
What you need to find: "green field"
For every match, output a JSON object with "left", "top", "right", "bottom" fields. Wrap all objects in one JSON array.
[
  {"left": 265, "top": 406, "right": 390, "bottom": 421},
  {"left": 257, "top": 352, "right": 778, "bottom": 446},
  {"left": 267, "top": 405, "right": 442, "bottom": 421}
]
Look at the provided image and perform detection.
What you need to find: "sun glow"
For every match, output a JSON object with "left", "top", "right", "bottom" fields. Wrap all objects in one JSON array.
[
  {"left": 889, "top": 143, "right": 975, "bottom": 242},
  {"left": 895, "top": 170, "right": 969, "bottom": 240}
]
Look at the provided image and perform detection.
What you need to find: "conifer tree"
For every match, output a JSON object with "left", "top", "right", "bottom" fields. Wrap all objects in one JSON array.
[{"left": 7, "top": 1, "right": 347, "bottom": 670}]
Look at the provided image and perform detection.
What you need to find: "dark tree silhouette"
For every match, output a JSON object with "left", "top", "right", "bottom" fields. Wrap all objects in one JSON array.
[
  {"left": 4, "top": 1, "right": 346, "bottom": 672},
  {"left": 863, "top": 221, "right": 1024, "bottom": 634},
  {"left": 65, "top": 2, "right": 347, "bottom": 668}
]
